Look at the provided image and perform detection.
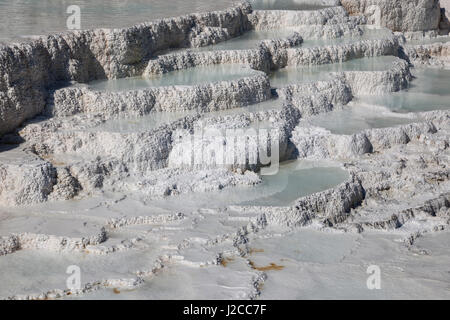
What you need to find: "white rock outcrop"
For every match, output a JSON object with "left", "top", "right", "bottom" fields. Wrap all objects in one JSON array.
[
  {"left": 341, "top": 0, "right": 441, "bottom": 32},
  {"left": 0, "top": 149, "right": 56, "bottom": 206},
  {"left": 405, "top": 41, "right": 450, "bottom": 68},
  {"left": 46, "top": 72, "right": 271, "bottom": 118}
]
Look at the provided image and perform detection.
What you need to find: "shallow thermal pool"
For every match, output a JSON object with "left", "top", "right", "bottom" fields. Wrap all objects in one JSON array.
[
  {"left": 191, "top": 29, "right": 299, "bottom": 51},
  {"left": 249, "top": 0, "right": 335, "bottom": 11},
  {"left": 269, "top": 56, "right": 399, "bottom": 87},
  {"left": 301, "top": 102, "right": 418, "bottom": 135},
  {"left": 148, "top": 160, "right": 349, "bottom": 210},
  {"left": 190, "top": 25, "right": 392, "bottom": 52},
  {"left": 300, "top": 26, "right": 393, "bottom": 48},
  {"left": 239, "top": 161, "right": 349, "bottom": 207},
  {"left": 406, "top": 36, "right": 450, "bottom": 46},
  {"left": 87, "top": 65, "right": 259, "bottom": 91},
  {"left": 202, "top": 98, "right": 284, "bottom": 119},
  {"left": 90, "top": 111, "right": 196, "bottom": 133},
  {"left": 89, "top": 98, "right": 285, "bottom": 133},
  {"left": 0, "top": 0, "right": 234, "bottom": 44},
  {"left": 359, "top": 68, "right": 450, "bottom": 113}
]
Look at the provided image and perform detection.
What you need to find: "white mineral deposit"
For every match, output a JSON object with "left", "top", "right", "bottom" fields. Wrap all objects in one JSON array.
[{"left": 0, "top": 0, "right": 449, "bottom": 300}]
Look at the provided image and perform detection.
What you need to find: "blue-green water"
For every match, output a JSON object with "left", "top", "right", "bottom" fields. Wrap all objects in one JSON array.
[
  {"left": 270, "top": 56, "right": 399, "bottom": 86},
  {"left": 359, "top": 68, "right": 450, "bottom": 113},
  {"left": 88, "top": 65, "right": 259, "bottom": 91}
]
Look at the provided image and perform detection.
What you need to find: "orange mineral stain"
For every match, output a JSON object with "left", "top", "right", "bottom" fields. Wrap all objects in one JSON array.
[
  {"left": 248, "top": 248, "right": 264, "bottom": 255},
  {"left": 220, "top": 257, "right": 234, "bottom": 267},
  {"left": 249, "top": 260, "right": 285, "bottom": 271}
]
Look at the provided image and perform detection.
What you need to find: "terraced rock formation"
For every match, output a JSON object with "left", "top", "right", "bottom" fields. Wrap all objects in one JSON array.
[{"left": 0, "top": 0, "right": 449, "bottom": 300}]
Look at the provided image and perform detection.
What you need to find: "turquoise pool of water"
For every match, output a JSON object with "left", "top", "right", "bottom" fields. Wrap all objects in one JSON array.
[
  {"left": 87, "top": 65, "right": 259, "bottom": 91},
  {"left": 359, "top": 68, "right": 450, "bottom": 113},
  {"left": 270, "top": 56, "right": 399, "bottom": 86}
]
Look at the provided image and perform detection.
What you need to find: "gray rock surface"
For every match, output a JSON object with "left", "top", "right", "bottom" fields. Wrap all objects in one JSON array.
[
  {"left": 338, "top": 58, "right": 411, "bottom": 95},
  {"left": 276, "top": 79, "right": 353, "bottom": 116},
  {"left": 47, "top": 72, "right": 271, "bottom": 118},
  {"left": 441, "top": 0, "right": 450, "bottom": 32},
  {"left": 0, "top": 148, "right": 56, "bottom": 206},
  {"left": 249, "top": 6, "right": 353, "bottom": 29},
  {"left": 405, "top": 41, "right": 450, "bottom": 67},
  {"left": 285, "top": 37, "right": 400, "bottom": 66},
  {"left": 341, "top": 0, "right": 441, "bottom": 32},
  {"left": 291, "top": 115, "right": 440, "bottom": 159},
  {"left": 0, "top": 0, "right": 450, "bottom": 300}
]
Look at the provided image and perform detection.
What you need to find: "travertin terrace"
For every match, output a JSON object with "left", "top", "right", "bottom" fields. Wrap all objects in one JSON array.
[{"left": 0, "top": 0, "right": 449, "bottom": 300}]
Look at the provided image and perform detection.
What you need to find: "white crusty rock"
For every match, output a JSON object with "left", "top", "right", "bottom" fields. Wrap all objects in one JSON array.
[
  {"left": 130, "top": 167, "right": 261, "bottom": 197},
  {"left": 46, "top": 72, "right": 271, "bottom": 118},
  {"left": 0, "top": 235, "right": 20, "bottom": 256},
  {"left": 144, "top": 33, "right": 303, "bottom": 75},
  {"left": 168, "top": 105, "right": 299, "bottom": 172},
  {"left": 249, "top": 6, "right": 353, "bottom": 30},
  {"left": 256, "top": 176, "right": 365, "bottom": 228},
  {"left": 291, "top": 119, "right": 439, "bottom": 160},
  {"left": 338, "top": 58, "right": 412, "bottom": 95},
  {"left": 276, "top": 79, "right": 353, "bottom": 116},
  {"left": 341, "top": 0, "right": 441, "bottom": 32},
  {"left": 290, "top": 22, "right": 365, "bottom": 39},
  {"left": 405, "top": 41, "right": 450, "bottom": 68},
  {"left": 15, "top": 229, "right": 107, "bottom": 253},
  {"left": 19, "top": 117, "right": 193, "bottom": 174},
  {"left": 285, "top": 37, "right": 400, "bottom": 66},
  {"left": 0, "top": 149, "right": 57, "bottom": 206}
]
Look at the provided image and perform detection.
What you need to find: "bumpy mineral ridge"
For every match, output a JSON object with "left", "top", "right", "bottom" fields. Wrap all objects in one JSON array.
[{"left": 0, "top": 0, "right": 449, "bottom": 299}]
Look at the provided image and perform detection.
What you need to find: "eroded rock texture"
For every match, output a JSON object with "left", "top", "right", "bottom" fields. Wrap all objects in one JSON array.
[
  {"left": 0, "top": 0, "right": 449, "bottom": 300},
  {"left": 341, "top": 0, "right": 441, "bottom": 31}
]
